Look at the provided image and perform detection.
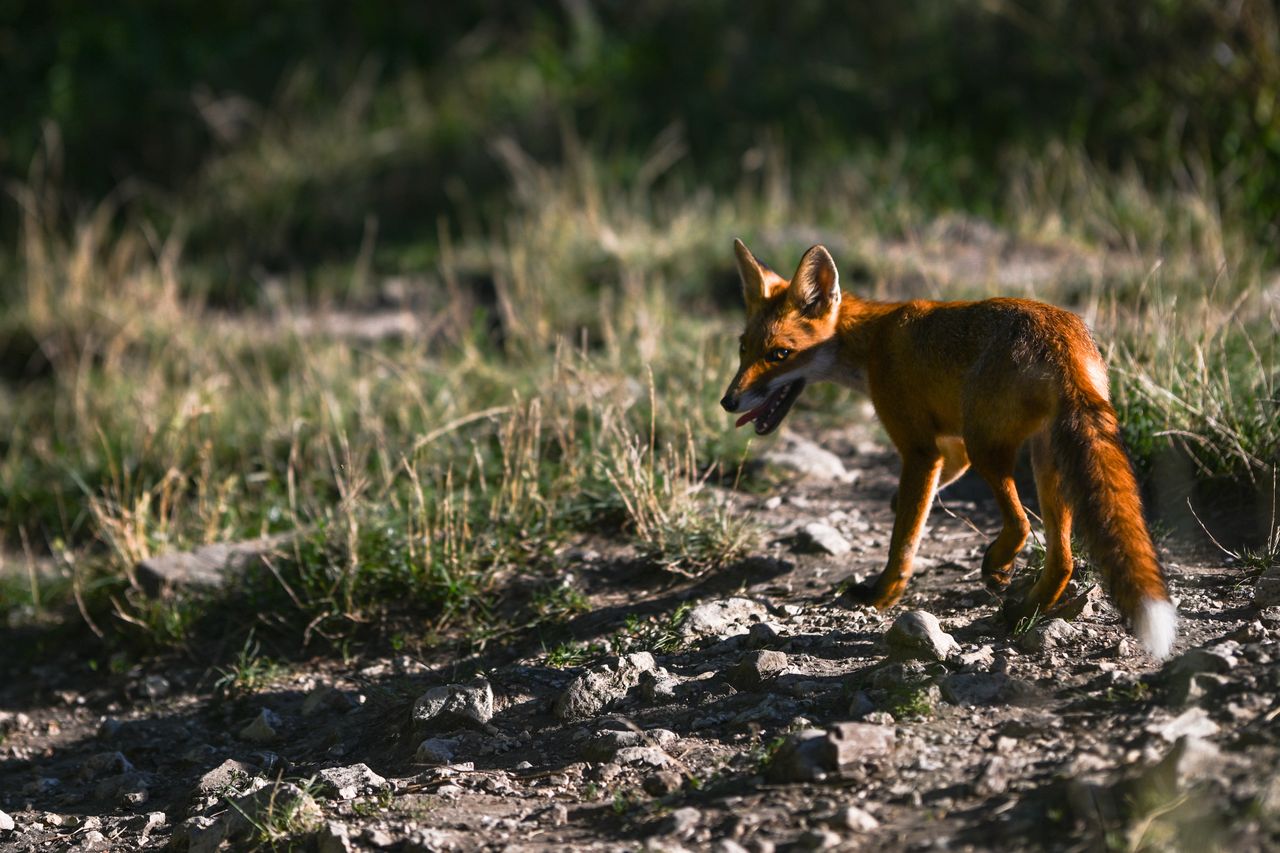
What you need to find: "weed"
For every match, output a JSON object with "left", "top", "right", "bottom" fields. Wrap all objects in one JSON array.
[{"left": 213, "top": 632, "right": 283, "bottom": 698}]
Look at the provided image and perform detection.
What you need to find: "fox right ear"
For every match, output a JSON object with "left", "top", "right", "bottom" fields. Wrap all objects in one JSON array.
[{"left": 734, "top": 238, "right": 785, "bottom": 312}]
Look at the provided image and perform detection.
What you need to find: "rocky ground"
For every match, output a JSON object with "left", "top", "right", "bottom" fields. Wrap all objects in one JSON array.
[{"left": 2, "top": 425, "right": 1279, "bottom": 852}]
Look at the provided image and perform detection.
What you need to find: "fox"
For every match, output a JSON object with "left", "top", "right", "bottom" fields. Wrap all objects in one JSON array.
[{"left": 720, "top": 238, "right": 1177, "bottom": 659}]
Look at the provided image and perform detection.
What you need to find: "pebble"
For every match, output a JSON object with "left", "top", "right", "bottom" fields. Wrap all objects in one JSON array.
[
  {"left": 315, "top": 763, "right": 390, "bottom": 800},
  {"left": 415, "top": 737, "right": 458, "bottom": 765},
  {"left": 1017, "top": 618, "right": 1077, "bottom": 653},
  {"left": 766, "top": 723, "right": 895, "bottom": 783},
  {"left": 682, "top": 598, "right": 771, "bottom": 639},
  {"left": 728, "top": 650, "right": 789, "bottom": 690},
  {"left": 798, "top": 522, "right": 852, "bottom": 556},
  {"left": 239, "top": 708, "right": 282, "bottom": 744},
  {"left": 885, "top": 611, "right": 959, "bottom": 662},
  {"left": 412, "top": 677, "right": 495, "bottom": 729},
  {"left": 643, "top": 770, "right": 684, "bottom": 796},
  {"left": 555, "top": 654, "right": 655, "bottom": 721}
]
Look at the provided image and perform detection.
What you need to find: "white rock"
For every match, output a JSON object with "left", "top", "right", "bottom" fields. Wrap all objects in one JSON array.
[
  {"left": 799, "top": 522, "right": 853, "bottom": 556},
  {"left": 314, "top": 764, "right": 389, "bottom": 801},
  {"left": 836, "top": 805, "right": 879, "bottom": 831},
  {"left": 1255, "top": 566, "right": 1280, "bottom": 607},
  {"left": 1018, "top": 618, "right": 1078, "bottom": 653},
  {"left": 682, "top": 598, "right": 771, "bottom": 639},
  {"left": 0, "top": 810, "right": 13, "bottom": 832},
  {"left": 1150, "top": 707, "right": 1221, "bottom": 742},
  {"left": 239, "top": 708, "right": 282, "bottom": 744},
  {"left": 415, "top": 738, "right": 457, "bottom": 765},
  {"left": 761, "top": 434, "right": 857, "bottom": 483},
  {"left": 412, "top": 678, "right": 494, "bottom": 728},
  {"left": 885, "top": 611, "right": 959, "bottom": 662}
]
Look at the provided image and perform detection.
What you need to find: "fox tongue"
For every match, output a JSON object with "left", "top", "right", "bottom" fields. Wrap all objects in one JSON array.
[
  {"left": 735, "top": 386, "right": 786, "bottom": 428},
  {"left": 735, "top": 403, "right": 769, "bottom": 428}
]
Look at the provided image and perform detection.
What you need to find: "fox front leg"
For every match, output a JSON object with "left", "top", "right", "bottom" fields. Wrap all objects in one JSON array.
[{"left": 847, "top": 450, "right": 944, "bottom": 608}]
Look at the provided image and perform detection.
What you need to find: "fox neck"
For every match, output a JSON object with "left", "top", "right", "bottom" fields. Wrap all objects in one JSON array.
[{"left": 829, "top": 293, "right": 897, "bottom": 390}]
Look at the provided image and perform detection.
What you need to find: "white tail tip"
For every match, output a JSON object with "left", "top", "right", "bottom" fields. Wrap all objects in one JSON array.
[{"left": 1134, "top": 598, "right": 1178, "bottom": 660}]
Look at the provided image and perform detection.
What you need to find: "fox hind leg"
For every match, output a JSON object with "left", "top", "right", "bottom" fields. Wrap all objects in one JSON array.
[{"left": 1018, "top": 429, "right": 1074, "bottom": 616}]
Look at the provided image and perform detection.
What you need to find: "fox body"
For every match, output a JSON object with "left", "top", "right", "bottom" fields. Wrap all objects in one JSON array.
[{"left": 721, "top": 239, "right": 1176, "bottom": 658}]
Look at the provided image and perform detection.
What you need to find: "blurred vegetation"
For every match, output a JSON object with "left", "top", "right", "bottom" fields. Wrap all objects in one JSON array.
[
  {"left": 0, "top": 2, "right": 1276, "bottom": 661},
  {"left": 2, "top": 0, "right": 1278, "bottom": 273}
]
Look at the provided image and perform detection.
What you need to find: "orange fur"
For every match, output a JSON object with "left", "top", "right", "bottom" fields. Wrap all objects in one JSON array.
[{"left": 721, "top": 240, "right": 1175, "bottom": 657}]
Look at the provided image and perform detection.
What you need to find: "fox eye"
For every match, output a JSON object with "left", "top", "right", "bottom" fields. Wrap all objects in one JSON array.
[
  {"left": 739, "top": 342, "right": 746, "bottom": 356},
  {"left": 768, "top": 348, "right": 791, "bottom": 362}
]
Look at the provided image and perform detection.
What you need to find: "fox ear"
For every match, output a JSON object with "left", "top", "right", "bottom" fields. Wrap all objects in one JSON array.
[
  {"left": 734, "top": 238, "right": 786, "bottom": 312},
  {"left": 789, "top": 244, "right": 841, "bottom": 317}
]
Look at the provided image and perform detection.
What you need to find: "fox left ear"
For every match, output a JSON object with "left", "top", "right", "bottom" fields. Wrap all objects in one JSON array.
[
  {"left": 790, "top": 244, "right": 841, "bottom": 317},
  {"left": 734, "top": 238, "right": 787, "bottom": 313}
]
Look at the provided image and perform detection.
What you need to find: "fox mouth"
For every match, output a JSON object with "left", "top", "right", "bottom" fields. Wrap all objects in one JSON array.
[{"left": 735, "top": 379, "right": 805, "bottom": 435}]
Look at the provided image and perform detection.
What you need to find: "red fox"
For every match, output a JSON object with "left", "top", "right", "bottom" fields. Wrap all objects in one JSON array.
[{"left": 720, "top": 239, "right": 1176, "bottom": 659}]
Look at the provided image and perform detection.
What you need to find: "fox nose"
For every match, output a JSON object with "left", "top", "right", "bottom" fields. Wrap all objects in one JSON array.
[{"left": 720, "top": 393, "right": 737, "bottom": 412}]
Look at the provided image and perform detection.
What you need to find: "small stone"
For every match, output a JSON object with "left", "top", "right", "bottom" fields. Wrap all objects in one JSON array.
[
  {"left": 224, "top": 782, "right": 322, "bottom": 839},
  {"left": 239, "top": 708, "right": 282, "bottom": 744},
  {"left": 1254, "top": 566, "right": 1280, "bottom": 607},
  {"left": 191, "top": 759, "right": 258, "bottom": 800},
  {"left": 713, "top": 840, "right": 751, "bottom": 853},
  {"left": 728, "top": 650, "right": 789, "bottom": 690},
  {"left": 175, "top": 816, "right": 223, "bottom": 853},
  {"left": 314, "top": 764, "right": 390, "bottom": 801},
  {"left": 79, "top": 751, "right": 134, "bottom": 780},
  {"left": 940, "top": 673, "right": 1033, "bottom": 707},
  {"left": 1141, "top": 735, "right": 1223, "bottom": 793},
  {"left": 555, "top": 655, "right": 656, "bottom": 721},
  {"left": 798, "top": 522, "right": 852, "bottom": 556},
  {"left": 302, "top": 686, "right": 357, "bottom": 717},
  {"left": 766, "top": 724, "right": 894, "bottom": 783},
  {"left": 832, "top": 805, "right": 879, "bottom": 832},
  {"left": 415, "top": 738, "right": 457, "bottom": 765},
  {"left": 1018, "top": 618, "right": 1077, "bottom": 653},
  {"left": 975, "top": 757, "right": 1010, "bottom": 795},
  {"left": 362, "top": 826, "right": 396, "bottom": 847},
  {"left": 956, "top": 645, "right": 995, "bottom": 672},
  {"left": 136, "top": 535, "right": 290, "bottom": 596},
  {"left": 317, "top": 820, "right": 354, "bottom": 853},
  {"left": 143, "top": 674, "right": 171, "bottom": 699},
  {"left": 640, "top": 671, "right": 680, "bottom": 704},
  {"left": 0, "top": 811, "right": 13, "bottom": 832},
  {"left": 412, "top": 677, "right": 494, "bottom": 729},
  {"left": 746, "top": 622, "right": 784, "bottom": 648},
  {"left": 761, "top": 434, "right": 857, "bottom": 483},
  {"left": 615, "top": 746, "right": 674, "bottom": 768},
  {"left": 657, "top": 806, "right": 701, "bottom": 837},
  {"left": 885, "top": 611, "right": 959, "bottom": 662},
  {"left": 643, "top": 770, "right": 684, "bottom": 796},
  {"left": 797, "top": 828, "right": 843, "bottom": 850},
  {"left": 94, "top": 772, "right": 149, "bottom": 805},
  {"left": 1150, "top": 707, "right": 1220, "bottom": 742},
  {"left": 681, "top": 598, "right": 771, "bottom": 639}
]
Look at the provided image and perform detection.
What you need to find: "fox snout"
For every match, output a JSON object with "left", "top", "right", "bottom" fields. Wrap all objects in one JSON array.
[{"left": 720, "top": 392, "right": 740, "bottom": 412}]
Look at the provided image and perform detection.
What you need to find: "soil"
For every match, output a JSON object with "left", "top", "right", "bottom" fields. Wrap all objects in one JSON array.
[{"left": 2, "top": 424, "right": 1278, "bottom": 852}]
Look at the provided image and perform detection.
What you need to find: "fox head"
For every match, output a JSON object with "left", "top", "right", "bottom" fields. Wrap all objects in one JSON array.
[{"left": 720, "top": 239, "right": 843, "bottom": 435}]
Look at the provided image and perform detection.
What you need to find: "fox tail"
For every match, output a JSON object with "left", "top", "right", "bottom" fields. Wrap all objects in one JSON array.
[{"left": 1050, "top": 355, "right": 1176, "bottom": 659}]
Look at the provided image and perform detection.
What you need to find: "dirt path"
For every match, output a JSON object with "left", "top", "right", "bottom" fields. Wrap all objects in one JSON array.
[{"left": 2, "top": 427, "right": 1277, "bottom": 852}]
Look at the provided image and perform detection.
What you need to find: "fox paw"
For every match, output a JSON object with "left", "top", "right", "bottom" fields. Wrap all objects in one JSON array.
[
  {"left": 840, "top": 579, "right": 902, "bottom": 610},
  {"left": 980, "top": 548, "right": 1016, "bottom": 591},
  {"left": 839, "top": 580, "right": 880, "bottom": 607}
]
